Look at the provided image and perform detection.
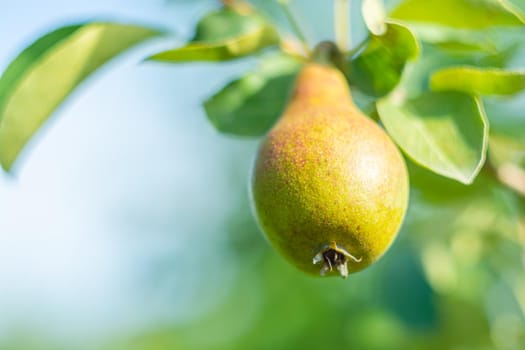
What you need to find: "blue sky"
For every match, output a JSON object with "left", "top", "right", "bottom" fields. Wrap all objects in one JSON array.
[{"left": 0, "top": 0, "right": 260, "bottom": 345}]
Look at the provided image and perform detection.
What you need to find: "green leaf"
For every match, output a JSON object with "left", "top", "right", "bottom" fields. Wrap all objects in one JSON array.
[
  {"left": 0, "top": 22, "right": 161, "bottom": 171},
  {"left": 484, "top": 97, "right": 525, "bottom": 166},
  {"left": 430, "top": 67, "right": 525, "bottom": 96},
  {"left": 396, "top": 43, "right": 517, "bottom": 99},
  {"left": 347, "top": 22, "right": 419, "bottom": 97},
  {"left": 407, "top": 158, "right": 496, "bottom": 203},
  {"left": 204, "top": 53, "right": 302, "bottom": 137},
  {"left": 377, "top": 91, "right": 488, "bottom": 184},
  {"left": 407, "top": 25, "right": 499, "bottom": 54},
  {"left": 484, "top": 97, "right": 525, "bottom": 140},
  {"left": 148, "top": 8, "right": 279, "bottom": 62},
  {"left": 0, "top": 25, "right": 83, "bottom": 117},
  {"left": 147, "top": 30, "right": 278, "bottom": 62},
  {"left": 501, "top": 0, "right": 525, "bottom": 23},
  {"left": 391, "top": 0, "right": 525, "bottom": 28},
  {"left": 489, "top": 133, "right": 525, "bottom": 167},
  {"left": 192, "top": 7, "right": 265, "bottom": 42}
]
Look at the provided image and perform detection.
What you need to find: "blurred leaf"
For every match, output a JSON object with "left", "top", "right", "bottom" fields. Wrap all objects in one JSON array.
[
  {"left": 397, "top": 47, "right": 474, "bottom": 98},
  {"left": 484, "top": 97, "right": 525, "bottom": 166},
  {"left": 347, "top": 22, "right": 419, "bottom": 97},
  {"left": 377, "top": 91, "right": 488, "bottom": 184},
  {"left": 504, "top": 0, "right": 525, "bottom": 22},
  {"left": 485, "top": 97, "right": 525, "bottom": 140},
  {"left": 404, "top": 22, "right": 525, "bottom": 54},
  {"left": 408, "top": 25, "right": 499, "bottom": 54},
  {"left": 508, "top": 0, "right": 525, "bottom": 14},
  {"left": 148, "top": 8, "right": 279, "bottom": 62},
  {"left": 204, "top": 53, "right": 302, "bottom": 137},
  {"left": 192, "top": 7, "right": 263, "bottom": 42},
  {"left": 362, "top": 0, "right": 387, "bottom": 35},
  {"left": 391, "top": 0, "right": 525, "bottom": 28},
  {"left": 0, "top": 22, "right": 161, "bottom": 171},
  {"left": 489, "top": 134, "right": 525, "bottom": 166},
  {"left": 407, "top": 158, "right": 496, "bottom": 203},
  {"left": 430, "top": 67, "right": 525, "bottom": 96},
  {"left": 381, "top": 244, "right": 436, "bottom": 329},
  {"left": 438, "top": 297, "right": 493, "bottom": 345},
  {"left": 0, "top": 25, "right": 81, "bottom": 115},
  {"left": 397, "top": 42, "right": 516, "bottom": 99},
  {"left": 147, "top": 31, "right": 277, "bottom": 62}
]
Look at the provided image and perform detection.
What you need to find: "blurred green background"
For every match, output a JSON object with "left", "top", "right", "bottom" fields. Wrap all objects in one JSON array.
[{"left": 0, "top": 1, "right": 524, "bottom": 349}]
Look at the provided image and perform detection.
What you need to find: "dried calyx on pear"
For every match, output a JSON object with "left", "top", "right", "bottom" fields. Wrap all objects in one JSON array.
[
  {"left": 250, "top": 42, "right": 409, "bottom": 278},
  {"left": 313, "top": 242, "right": 363, "bottom": 278}
]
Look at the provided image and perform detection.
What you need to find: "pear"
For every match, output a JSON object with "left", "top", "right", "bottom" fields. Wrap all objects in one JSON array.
[{"left": 250, "top": 59, "right": 409, "bottom": 278}]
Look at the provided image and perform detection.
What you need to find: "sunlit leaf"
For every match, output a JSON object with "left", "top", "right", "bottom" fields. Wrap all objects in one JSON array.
[
  {"left": 362, "top": 0, "right": 387, "bottom": 35},
  {"left": 484, "top": 97, "right": 525, "bottom": 166},
  {"left": 0, "top": 25, "right": 82, "bottom": 116},
  {"left": 147, "top": 30, "right": 278, "bottom": 62},
  {"left": 407, "top": 159, "right": 496, "bottom": 203},
  {"left": 391, "top": 0, "right": 525, "bottom": 28},
  {"left": 485, "top": 97, "right": 525, "bottom": 140},
  {"left": 502, "top": 0, "right": 525, "bottom": 22},
  {"left": 0, "top": 22, "right": 161, "bottom": 171},
  {"left": 430, "top": 67, "right": 525, "bottom": 96},
  {"left": 407, "top": 25, "right": 499, "bottom": 53},
  {"left": 347, "top": 22, "right": 419, "bottom": 97},
  {"left": 489, "top": 134, "right": 525, "bottom": 167},
  {"left": 397, "top": 43, "right": 517, "bottom": 99},
  {"left": 377, "top": 91, "right": 488, "bottom": 184},
  {"left": 148, "top": 8, "right": 279, "bottom": 62},
  {"left": 204, "top": 53, "right": 302, "bottom": 137},
  {"left": 192, "top": 6, "right": 264, "bottom": 42}
]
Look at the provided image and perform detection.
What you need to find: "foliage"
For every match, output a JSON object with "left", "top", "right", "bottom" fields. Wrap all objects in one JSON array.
[
  {"left": 0, "top": 0, "right": 524, "bottom": 349},
  {"left": 0, "top": 22, "right": 161, "bottom": 170},
  {"left": 0, "top": 0, "right": 523, "bottom": 183},
  {"left": 377, "top": 91, "right": 487, "bottom": 184}
]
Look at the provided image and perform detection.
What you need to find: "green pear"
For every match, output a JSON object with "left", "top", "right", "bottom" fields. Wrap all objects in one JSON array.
[{"left": 250, "top": 61, "right": 409, "bottom": 278}]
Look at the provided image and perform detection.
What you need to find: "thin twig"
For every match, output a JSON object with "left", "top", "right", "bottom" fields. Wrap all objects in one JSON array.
[
  {"left": 335, "top": 0, "right": 351, "bottom": 51},
  {"left": 278, "top": 1, "right": 311, "bottom": 55},
  {"left": 496, "top": 164, "right": 525, "bottom": 198},
  {"left": 348, "top": 38, "right": 368, "bottom": 59},
  {"left": 484, "top": 161, "right": 525, "bottom": 199},
  {"left": 221, "top": 0, "right": 252, "bottom": 14}
]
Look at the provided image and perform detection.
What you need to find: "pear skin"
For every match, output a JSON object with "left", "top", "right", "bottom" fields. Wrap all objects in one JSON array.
[{"left": 250, "top": 63, "right": 409, "bottom": 278}]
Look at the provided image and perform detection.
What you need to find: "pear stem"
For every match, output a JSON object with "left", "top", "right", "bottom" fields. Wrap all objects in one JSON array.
[
  {"left": 310, "top": 41, "right": 346, "bottom": 74},
  {"left": 335, "top": 0, "right": 351, "bottom": 51},
  {"left": 278, "top": 0, "right": 311, "bottom": 55},
  {"left": 348, "top": 38, "right": 368, "bottom": 59}
]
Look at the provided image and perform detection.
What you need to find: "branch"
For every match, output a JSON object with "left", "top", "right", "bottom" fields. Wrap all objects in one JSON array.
[
  {"left": 485, "top": 161, "right": 525, "bottom": 198},
  {"left": 278, "top": 0, "right": 311, "bottom": 55},
  {"left": 335, "top": 0, "right": 350, "bottom": 51}
]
